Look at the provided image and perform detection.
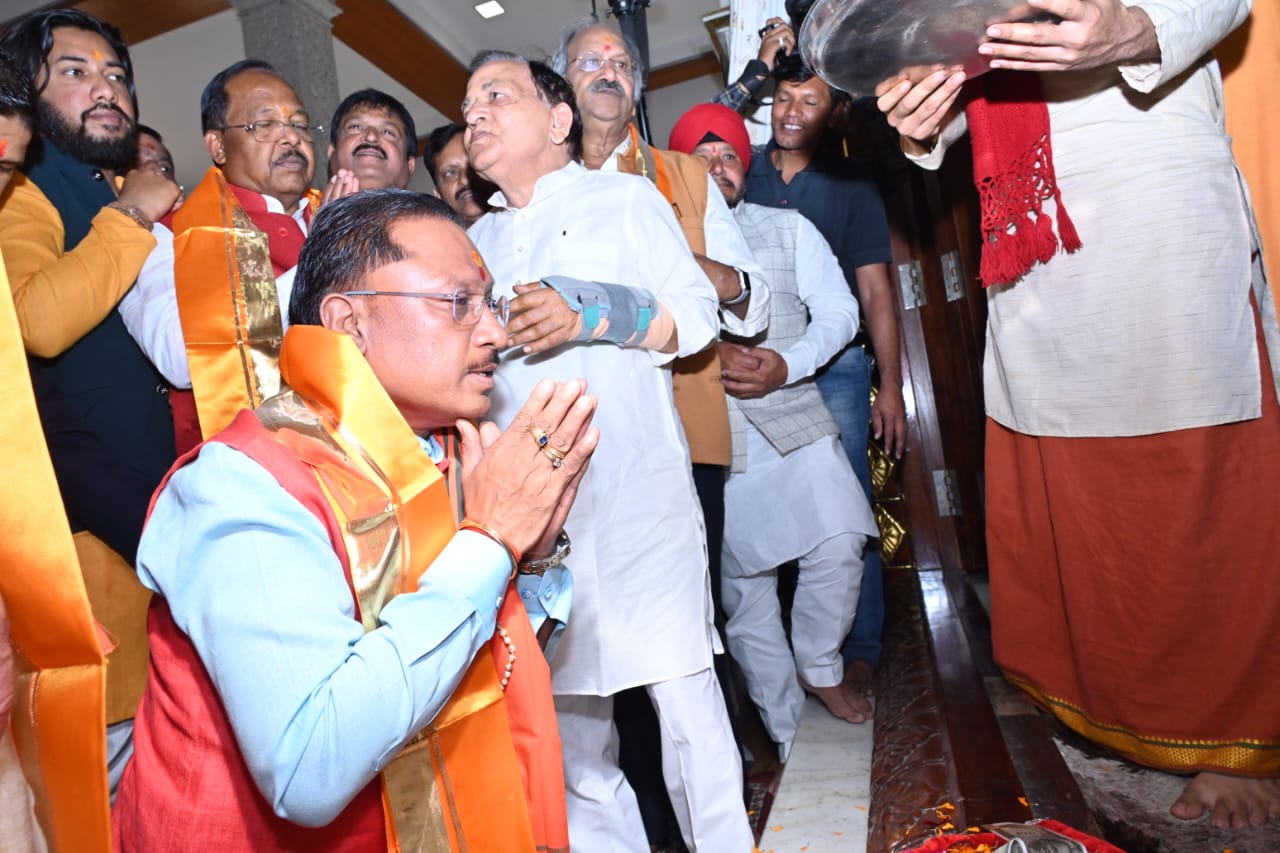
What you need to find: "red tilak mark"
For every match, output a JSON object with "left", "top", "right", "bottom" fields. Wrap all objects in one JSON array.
[
  {"left": 93, "top": 49, "right": 103, "bottom": 63},
  {"left": 471, "top": 250, "right": 491, "bottom": 283},
  {"left": 603, "top": 39, "right": 613, "bottom": 53},
  {"left": 0, "top": 140, "right": 7, "bottom": 158}
]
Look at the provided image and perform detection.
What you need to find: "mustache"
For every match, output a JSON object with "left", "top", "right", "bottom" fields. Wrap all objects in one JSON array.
[
  {"left": 353, "top": 141, "right": 386, "bottom": 158},
  {"left": 469, "top": 350, "right": 501, "bottom": 372},
  {"left": 80, "top": 102, "right": 133, "bottom": 127},
  {"left": 454, "top": 184, "right": 473, "bottom": 203},
  {"left": 273, "top": 149, "right": 310, "bottom": 167},
  {"left": 588, "top": 79, "right": 626, "bottom": 96}
]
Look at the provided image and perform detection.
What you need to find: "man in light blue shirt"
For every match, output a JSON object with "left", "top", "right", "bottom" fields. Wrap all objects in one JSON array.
[{"left": 113, "top": 189, "right": 599, "bottom": 850}]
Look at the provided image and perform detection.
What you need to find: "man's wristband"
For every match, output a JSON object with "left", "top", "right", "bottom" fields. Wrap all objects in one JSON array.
[
  {"left": 721, "top": 270, "right": 751, "bottom": 306},
  {"left": 106, "top": 201, "right": 153, "bottom": 233},
  {"left": 518, "top": 530, "right": 571, "bottom": 576}
]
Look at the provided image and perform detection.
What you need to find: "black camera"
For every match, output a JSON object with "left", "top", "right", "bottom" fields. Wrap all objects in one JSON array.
[{"left": 758, "top": 19, "right": 790, "bottom": 60}]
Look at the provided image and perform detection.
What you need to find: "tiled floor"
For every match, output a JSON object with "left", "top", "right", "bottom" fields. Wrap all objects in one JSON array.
[{"left": 757, "top": 696, "right": 874, "bottom": 853}]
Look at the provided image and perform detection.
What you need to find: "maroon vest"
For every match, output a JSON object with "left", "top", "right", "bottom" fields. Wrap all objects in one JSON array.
[{"left": 112, "top": 410, "right": 387, "bottom": 852}]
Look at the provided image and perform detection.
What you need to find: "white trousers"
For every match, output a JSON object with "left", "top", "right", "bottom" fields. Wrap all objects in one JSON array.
[
  {"left": 0, "top": 731, "right": 45, "bottom": 853},
  {"left": 555, "top": 667, "right": 753, "bottom": 852},
  {"left": 721, "top": 531, "right": 865, "bottom": 748}
]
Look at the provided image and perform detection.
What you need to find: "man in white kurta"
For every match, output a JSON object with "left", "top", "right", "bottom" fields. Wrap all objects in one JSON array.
[
  {"left": 668, "top": 104, "right": 881, "bottom": 760},
  {"left": 880, "top": 0, "right": 1280, "bottom": 826},
  {"left": 462, "top": 54, "right": 754, "bottom": 851}
]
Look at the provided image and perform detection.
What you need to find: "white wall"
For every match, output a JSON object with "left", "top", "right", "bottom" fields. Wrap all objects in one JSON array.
[
  {"left": 644, "top": 72, "right": 725, "bottom": 150},
  {"left": 129, "top": 10, "right": 247, "bottom": 192}
]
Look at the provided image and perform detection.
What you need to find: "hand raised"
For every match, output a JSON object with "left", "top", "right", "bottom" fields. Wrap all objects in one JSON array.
[
  {"left": 459, "top": 378, "right": 600, "bottom": 557},
  {"left": 116, "top": 167, "right": 183, "bottom": 223},
  {"left": 319, "top": 169, "right": 361, "bottom": 207},
  {"left": 757, "top": 17, "right": 796, "bottom": 70},
  {"left": 875, "top": 66, "right": 967, "bottom": 146}
]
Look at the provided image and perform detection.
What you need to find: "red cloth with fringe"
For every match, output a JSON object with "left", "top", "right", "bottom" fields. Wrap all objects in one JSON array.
[{"left": 966, "top": 72, "right": 1082, "bottom": 287}]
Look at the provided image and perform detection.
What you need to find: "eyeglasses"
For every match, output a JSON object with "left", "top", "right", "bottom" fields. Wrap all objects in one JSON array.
[
  {"left": 216, "top": 119, "right": 323, "bottom": 142},
  {"left": 572, "top": 54, "right": 633, "bottom": 74},
  {"left": 344, "top": 289, "right": 509, "bottom": 326}
]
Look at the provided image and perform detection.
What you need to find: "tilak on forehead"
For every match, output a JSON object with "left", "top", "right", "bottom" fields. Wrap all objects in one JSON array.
[
  {"left": 0, "top": 140, "right": 7, "bottom": 158},
  {"left": 92, "top": 49, "right": 103, "bottom": 63},
  {"left": 471, "top": 250, "right": 490, "bottom": 283}
]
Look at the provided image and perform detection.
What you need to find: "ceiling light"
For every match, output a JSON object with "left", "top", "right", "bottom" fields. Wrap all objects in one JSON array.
[{"left": 475, "top": 1, "right": 505, "bottom": 18}]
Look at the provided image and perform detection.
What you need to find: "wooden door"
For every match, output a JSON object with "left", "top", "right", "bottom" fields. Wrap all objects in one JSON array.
[{"left": 850, "top": 110, "right": 989, "bottom": 575}]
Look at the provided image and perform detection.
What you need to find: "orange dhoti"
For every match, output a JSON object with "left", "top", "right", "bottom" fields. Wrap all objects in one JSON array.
[{"left": 986, "top": 338, "right": 1280, "bottom": 775}]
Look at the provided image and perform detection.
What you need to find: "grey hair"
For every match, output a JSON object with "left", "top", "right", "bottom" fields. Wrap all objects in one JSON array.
[
  {"left": 464, "top": 49, "right": 585, "bottom": 161},
  {"left": 469, "top": 49, "right": 523, "bottom": 72},
  {"left": 550, "top": 16, "right": 644, "bottom": 105}
]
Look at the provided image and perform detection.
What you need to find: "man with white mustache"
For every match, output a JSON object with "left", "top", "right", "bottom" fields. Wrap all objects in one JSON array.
[{"left": 121, "top": 60, "right": 327, "bottom": 452}]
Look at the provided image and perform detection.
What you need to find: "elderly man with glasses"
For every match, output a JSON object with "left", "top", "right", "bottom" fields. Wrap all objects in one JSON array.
[
  {"left": 550, "top": 25, "right": 768, "bottom": 837},
  {"left": 114, "top": 188, "right": 597, "bottom": 852},
  {"left": 121, "top": 60, "right": 329, "bottom": 452},
  {"left": 463, "top": 49, "right": 754, "bottom": 852},
  {"left": 550, "top": 19, "right": 766, "bottom": 540}
]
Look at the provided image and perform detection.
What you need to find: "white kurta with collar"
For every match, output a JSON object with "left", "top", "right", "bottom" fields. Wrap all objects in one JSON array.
[
  {"left": 119, "top": 191, "right": 307, "bottom": 390},
  {"left": 913, "top": 0, "right": 1273, "bottom": 438},
  {"left": 469, "top": 161, "right": 721, "bottom": 697}
]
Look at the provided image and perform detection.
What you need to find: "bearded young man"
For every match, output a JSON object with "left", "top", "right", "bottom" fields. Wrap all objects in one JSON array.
[
  {"left": 0, "top": 8, "right": 182, "bottom": 797},
  {"left": 0, "top": 9, "right": 181, "bottom": 554}
]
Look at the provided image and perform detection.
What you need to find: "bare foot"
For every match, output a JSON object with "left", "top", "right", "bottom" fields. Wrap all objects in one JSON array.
[
  {"left": 1170, "top": 772, "right": 1280, "bottom": 828},
  {"left": 842, "top": 658, "right": 876, "bottom": 697},
  {"left": 800, "top": 678, "right": 873, "bottom": 724}
]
